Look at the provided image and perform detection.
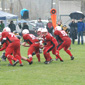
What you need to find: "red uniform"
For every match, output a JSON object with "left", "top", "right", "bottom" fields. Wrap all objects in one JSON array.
[
  {"left": 42, "top": 33, "right": 63, "bottom": 62},
  {"left": 54, "top": 30, "right": 71, "bottom": 51},
  {"left": 54, "top": 30, "right": 74, "bottom": 59},
  {"left": 23, "top": 34, "right": 41, "bottom": 62},
  {"left": 1, "top": 31, "right": 22, "bottom": 65}
]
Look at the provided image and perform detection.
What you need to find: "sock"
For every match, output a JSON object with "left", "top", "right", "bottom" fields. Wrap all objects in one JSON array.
[
  {"left": 48, "top": 53, "right": 52, "bottom": 60},
  {"left": 56, "top": 56, "right": 58, "bottom": 59},
  {"left": 44, "top": 53, "right": 50, "bottom": 61},
  {"left": 7, "top": 55, "right": 17, "bottom": 61},
  {"left": 26, "top": 57, "right": 33, "bottom": 63},
  {"left": 8, "top": 58, "right": 13, "bottom": 65},
  {"left": 28, "top": 54, "right": 33, "bottom": 62},
  {"left": 56, "top": 50, "right": 63, "bottom": 61},
  {"left": 44, "top": 55, "right": 47, "bottom": 61},
  {"left": 36, "top": 53, "right": 40, "bottom": 62},
  {"left": 15, "top": 55, "right": 22, "bottom": 64},
  {"left": 65, "top": 49, "right": 72, "bottom": 57},
  {"left": 29, "top": 57, "right": 32, "bottom": 62},
  {"left": 26, "top": 59, "right": 30, "bottom": 62},
  {"left": 56, "top": 54, "right": 63, "bottom": 61}
]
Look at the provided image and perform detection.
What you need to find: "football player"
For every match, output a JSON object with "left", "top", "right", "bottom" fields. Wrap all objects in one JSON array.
[
  {"left": 0, "top": 27, "right": 23, "bottom": 66},
  {"left": 41, "top": 28, "right": 63, "bottom": 64},
  {"left": 22, "top": 29, "right": 42, "bottom": 64},
  {"left": 54, "top": 28, "right": 74, "bottom": 60}
]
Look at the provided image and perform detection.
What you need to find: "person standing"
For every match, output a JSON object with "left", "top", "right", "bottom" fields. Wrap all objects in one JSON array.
[
  {"left": 77, "top": 18, "right": 84, "bottom": 45},
  {"left": 22, "top": 22, "right": 29, "bottom": 30},
  {"left": 69, "top": 19, "right": 77, "bottom": 44},
  {"left": 8, "top": 21, "right": 16, "bottom": 32},
  {"left": 36, "top": 18, "right": 44, "bottom": 31},
  {"left": 46, "top": 18, "right": 53, "bottom": 35},
  {"left": 16, "top": 23, "right": 22, "bottom": 36},
  {"left": 0, "top": 21, "right": 5, "bottom": 32}
]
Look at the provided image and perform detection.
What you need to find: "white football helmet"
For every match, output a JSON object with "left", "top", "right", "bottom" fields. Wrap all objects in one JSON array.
[
  {"left": 55, "top": 26, "right": 62, "bottom": 31},
  {"left": 41, "top": 28, "right": 48, "bottom": 33},
  {"left": 22, "top": 29, "right": 29, "bottom": 34},
  {"left": 41, "top": 28, "right": 48, "bottom": 37},
  {"left": 3, "top": 27, "right": 11, "bottom": 32},
  {"left": 37, "top": 28, "right": 42, "bottom": 32}
]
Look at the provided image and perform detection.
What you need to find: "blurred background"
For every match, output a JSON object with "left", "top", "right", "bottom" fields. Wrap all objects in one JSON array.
[{"left": 0, "top": 0, "right": 85, "bottom": 24}]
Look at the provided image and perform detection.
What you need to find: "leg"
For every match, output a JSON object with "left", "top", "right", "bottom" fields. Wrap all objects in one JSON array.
[
  {"left": 81, "top": 31, "right": 83, "bottom": 45},
  {"left": 64, "top": 48, "right": 74, "bottom": 60},
  {"left": 78, "top": 32, "right": 80, "bottom": 45}
]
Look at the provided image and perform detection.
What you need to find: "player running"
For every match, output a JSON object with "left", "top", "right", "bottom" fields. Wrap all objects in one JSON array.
[
  {"left": 0, "top": 27, "right": 23, "bottom": 66},
  {"left": 41, "top": 28, "right": 63, "bottom": 64},
  {"left": 54, "top": 27, "right": 74, "bottom": 60},
  {"left": 22, "top": 29, "right": 43, "bottom": 64}
]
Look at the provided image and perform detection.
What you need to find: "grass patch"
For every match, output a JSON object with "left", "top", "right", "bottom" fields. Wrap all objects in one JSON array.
[{"left": 0, "top": 43, "right": 85, "bottom": 85}]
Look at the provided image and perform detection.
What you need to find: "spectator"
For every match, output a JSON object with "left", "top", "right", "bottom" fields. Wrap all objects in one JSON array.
[
  {"left": 36, "top": 18, "right": 44, "bottom": 31},
  {"left": 57, "top": 20, "right": 63, "bottom": 28},
  {"left": 77, "top": 18, "right": 84, "bottom": 45},
  {"left": 22, "top": 22, "right": 29, "bottom": 30},
  {"left": 56, "top": 20, "right": 63, "bottom": 31},
  {"left": 8, "top": 21, "right": 16, "bottom": 32},
  {"left": 69, "top": 19, "right": 77, "bottom": 44},
  {"left": 46, "top": 18, "right": 53, "bottom": 35},
  {"left": 0, "top": 21, "right": 5, "bottom": 32},
  {"left": 16, "top": 23, "right": 22, "bottom": 36}
]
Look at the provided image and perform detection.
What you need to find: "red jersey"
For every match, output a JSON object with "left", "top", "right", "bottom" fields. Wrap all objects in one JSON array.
[
  {"left": 23, "top": 34, "right": 39, "bottom": 45},
  {"left": 42, "top": 33, "right": 58, "bottom": 47},
  {"left": 54, "top": 30, "right": 71, "bottom": 41},
  {"left": 1, "top": 31, "right": 19, "bottom": 44}
]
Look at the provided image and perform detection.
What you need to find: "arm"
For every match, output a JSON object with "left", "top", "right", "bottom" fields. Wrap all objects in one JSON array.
[
  {"left": 0, "top": 43, "right": 7, "bottom": 51},
  {"left": 21, "top": 42, "right": 30, "bottom": 47}
]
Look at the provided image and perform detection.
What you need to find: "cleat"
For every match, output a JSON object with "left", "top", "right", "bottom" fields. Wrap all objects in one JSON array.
[
  {"left": 71, "top": 56, "right": 74, "bottom": 60},
  {"left": 1, "top": 52, "right": 6, "bottom": 61},
  {"left": 29, "top": 61, "right": 33, "bottom": 65},
  {"left": 44, "top": 61, "right": 50, "bottom": 64},
  {"left": 8, "top": 63, "right": 13, "bottom": 66},
  {"left": 55, "top": 58, "right": 58, "bottom": 61},
  {"left": 32, "top": 52, "right": 35, "bottom": 56},
  {"left": 13, "top": 60, "right": 19, "bottom": 66},
  {"left": 20, "top": 63, "right": 23, "bottom": 66},
  {"left": 50, "top": 59, "right": 53, "bottom": 62},
  {"left": 60, "top": 60, "right": 64, "bottom": 62}
]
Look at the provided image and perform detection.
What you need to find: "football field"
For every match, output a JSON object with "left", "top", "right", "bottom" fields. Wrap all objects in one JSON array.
[{"left": 0, "top": 44, "right": 85, "bottom": 85}]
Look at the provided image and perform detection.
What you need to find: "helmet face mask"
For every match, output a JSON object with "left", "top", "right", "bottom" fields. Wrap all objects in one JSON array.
[
  {"left": 41, "top": 28, "right": 48, "bottom": 37},
  {"left": 42, "top": 32, "right": 47, "bottom": 37},
  {"left": 37, "top": 31, "right": 41, "bottom": 36}
]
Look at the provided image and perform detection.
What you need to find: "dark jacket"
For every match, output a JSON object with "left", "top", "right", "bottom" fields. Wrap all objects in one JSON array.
[
  {"left": 69, "top": 22, "right": 77, "bottom": 39},
  {"left": 8, "top": 23, "right": 16, "bottom": 32},
  {"left": 22, "top": 25, "right": 29, "bottom": 30}
]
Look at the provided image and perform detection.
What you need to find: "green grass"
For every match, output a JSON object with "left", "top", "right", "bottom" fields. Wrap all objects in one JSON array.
[{"left": 0, "top": 43, "right": 85, "bottom": 85}]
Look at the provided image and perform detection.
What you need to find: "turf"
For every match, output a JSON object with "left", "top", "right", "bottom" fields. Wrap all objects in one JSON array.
[{"left": 0, "top": 44, "right": 85, "bottom": 85}]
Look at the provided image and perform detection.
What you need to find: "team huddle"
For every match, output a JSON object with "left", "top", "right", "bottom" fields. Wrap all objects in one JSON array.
[{"left": 0, "top": 26, "right": 74, "bottom": 66}]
